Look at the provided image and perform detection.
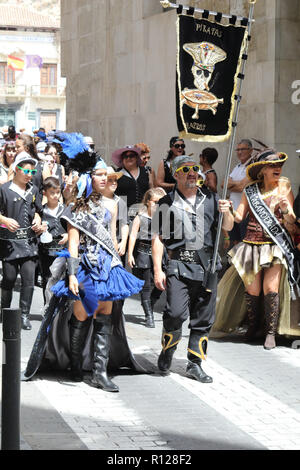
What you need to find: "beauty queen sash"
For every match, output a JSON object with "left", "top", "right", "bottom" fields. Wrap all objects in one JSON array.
[{"left": 245, "top": 183, "right": 300, "bottom": 299}]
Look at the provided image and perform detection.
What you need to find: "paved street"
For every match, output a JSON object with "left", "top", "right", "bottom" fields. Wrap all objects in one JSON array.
[{"left": 1, "top": 283, "right": 300, "bottom": 452}]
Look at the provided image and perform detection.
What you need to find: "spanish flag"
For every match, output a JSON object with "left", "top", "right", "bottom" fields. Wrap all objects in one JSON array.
[{"left": 7, "top": 55, "right": 25, "bottom": 71}]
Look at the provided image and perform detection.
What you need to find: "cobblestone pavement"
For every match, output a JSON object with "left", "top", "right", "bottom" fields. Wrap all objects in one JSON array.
[{"left": 1, "top": 285, "right": 300, "bottom": 451}]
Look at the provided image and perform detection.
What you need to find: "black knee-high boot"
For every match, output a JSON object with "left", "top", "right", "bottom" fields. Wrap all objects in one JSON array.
[
  {"left": 19, "top": 286, "right": 34, "bottom": 330},
  {"left": 186, "top": 331, "right": 213, "bottom": 383},
  {"left": 89, "top": 315, "right": 119, "bottom": 392},
  {"left": 0, "top": 288, "right": 13, "bottom": 323},
  {"left": 157, "top": 327, "right": 182, "bottom": 372},
  {"left": 69, "top": 314, "right": 91, "bottom": 382},
  {"left": 142, "top": 300, "right": 155, "bottom": 328}
]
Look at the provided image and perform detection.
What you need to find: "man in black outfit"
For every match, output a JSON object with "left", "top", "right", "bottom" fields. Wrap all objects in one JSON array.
[
  {"left": 0, "top": 152, "right": 44, "bottom": 329},
  {"left": 152, "top": 155, "right": 233, "bottom": 383}
]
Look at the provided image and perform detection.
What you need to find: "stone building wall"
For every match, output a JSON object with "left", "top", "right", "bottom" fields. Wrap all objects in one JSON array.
[
  {"left": 61, "top": 0, "right": 300, "bottom": 193},
  {"left": 0, "top": 0, "right": 60, "bottom": 22}
]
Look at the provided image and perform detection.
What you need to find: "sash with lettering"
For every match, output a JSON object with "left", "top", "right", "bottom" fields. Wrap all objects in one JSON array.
[
  {"left": 245, "top": 184, "right": 300, "bottom": 299},
  {"left": 176, "top": 14, "right": 247, "bottom": 142}
]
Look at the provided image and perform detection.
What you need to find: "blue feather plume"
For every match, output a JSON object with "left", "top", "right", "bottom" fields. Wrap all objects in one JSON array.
[{"left": 55, "top": 132, "right": 89, "bottom": 159}]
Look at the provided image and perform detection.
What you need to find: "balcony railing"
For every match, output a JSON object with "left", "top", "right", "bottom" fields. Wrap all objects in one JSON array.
[
  {"left": 0, "top": 84, "right": 66, "bottom": 98},
  {"left": 0, "top": 84, "right": 27, "bottom": 96},
  {"left": 31, "top": 85, "right": 66, "bottom": 97}
]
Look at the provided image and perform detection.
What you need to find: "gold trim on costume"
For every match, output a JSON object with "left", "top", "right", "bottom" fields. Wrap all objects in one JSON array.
[
  {"left": 162, "top": 333, "right": 181, "bottom": 351},
  {"left": 243, "top": 239, "right": 273, "bottom": 245},
  {"left": 246, "top": 154, "right": 288, "bottom": 180},
  {"left": 188, "top": 336, "right": 208, "bottom": 360}
]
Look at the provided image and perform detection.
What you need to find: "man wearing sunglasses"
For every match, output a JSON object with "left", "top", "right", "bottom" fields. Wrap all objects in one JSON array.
[
  {"left": 152, "top": 155, "right": 233, "bottom": 383},
  {"left": 0, "top": 151, "right": 45, "bottom": 330}
]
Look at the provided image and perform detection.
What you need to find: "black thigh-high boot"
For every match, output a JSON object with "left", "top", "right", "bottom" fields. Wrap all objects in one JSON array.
[
  {"left": 186, "top": 331, "right": 213, "bottom": 383},
  {"left": 264, "top": 292, "right": 280, "bottom": 350},
  {"left": 89, "top": 315, "right": 119, "bottom": 392},
  {"left": 19, "top": 286, "right": 34, "bottom": 330},
  {"left": 244, "top": 292, "right": 261, "bottom": 341},
  {"left": 142, "top": 300, "right": 155, "bottom": 328},
  {"left": 157, "top": 327, "right": 182, "bottom": 373},
  {"left": 0, "top": 288, "right": 13, "bottom": 323},
  {"left": 69, "top": 314, "right": 91, "bottom": 382}
]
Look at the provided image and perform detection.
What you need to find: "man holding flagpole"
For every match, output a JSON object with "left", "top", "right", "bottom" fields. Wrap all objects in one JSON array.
[{"left": 152, "top": 155, "right": 233, "bottom": 383}]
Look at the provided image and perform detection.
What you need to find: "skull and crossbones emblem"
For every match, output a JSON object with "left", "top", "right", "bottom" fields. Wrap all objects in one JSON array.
[{"left": 181, "top": 42, "right": 226, "bottom": 117}]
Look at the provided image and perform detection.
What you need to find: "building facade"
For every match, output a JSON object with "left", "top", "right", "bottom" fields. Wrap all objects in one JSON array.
[
  {"left": 61, "top": 0, "right": 300, "bottom": 193},
  {"left": 0, "top": 0, "right": 65, "bottom": 133}
]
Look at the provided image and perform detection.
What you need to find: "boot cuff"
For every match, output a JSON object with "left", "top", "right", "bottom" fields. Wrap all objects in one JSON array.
[
  {"left": 188, "top": 334, "right": 209, "bottom": 361},
  {"left": 161, "top": 328, "right": 182, "bottom": 351}
]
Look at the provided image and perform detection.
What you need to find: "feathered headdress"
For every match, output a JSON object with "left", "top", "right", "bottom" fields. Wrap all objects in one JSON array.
[{"left": 54, "top": 132, "right": 106, "bottom": 198}]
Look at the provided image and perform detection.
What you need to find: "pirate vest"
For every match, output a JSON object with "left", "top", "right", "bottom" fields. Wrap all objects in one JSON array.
[
  {"left": 245, "top": 183, "right": 300, "bottom": 298},
  {"left": 244, "top": 195, "right": 283, "bottom": 244}
]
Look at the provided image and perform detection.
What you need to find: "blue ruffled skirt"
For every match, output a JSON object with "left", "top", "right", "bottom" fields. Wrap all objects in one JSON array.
[{"left": 51, "top": 252, "right": 144, "bottom": 316}]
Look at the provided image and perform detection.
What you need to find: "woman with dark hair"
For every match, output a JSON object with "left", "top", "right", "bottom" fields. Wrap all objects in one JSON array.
[
  {"left": 112, "top": 145, "right": 152, "bottom": 222},
  {"left": 23, "top": 133, "right": 146, "bottom": 392},
  {"left": 128, "top": 187, "right": 166, "bottom": 328},
  {"left": 156, "top": 136, "right": 186, "bottom": 192},
  {"left": 0, "top": 142, "right": 16, "bottom": 184},
  {"left": 199, "top": 147, "right": 218, "bottom": 193}
]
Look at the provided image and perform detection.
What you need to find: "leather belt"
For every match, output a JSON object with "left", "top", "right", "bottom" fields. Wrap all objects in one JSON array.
[
  {"left": 40, "top": 238, "right": 62, "bottom": 250},
  {"left": 167, "top": 248, "right": 201, "bottom": 264},
  {"left": 0, "top": 226, "right": 36, "bottom": 241},
  {"left": 136, "top": 241, "right": 152, "bottom": 255}
]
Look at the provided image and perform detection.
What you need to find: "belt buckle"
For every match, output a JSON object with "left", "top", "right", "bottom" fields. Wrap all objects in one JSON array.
[
  {"left": 180, "top": 250, "right": 196, "bottom": 263},
  {"left": 16, "top": 228, "right": 27, "bottom": 239}
]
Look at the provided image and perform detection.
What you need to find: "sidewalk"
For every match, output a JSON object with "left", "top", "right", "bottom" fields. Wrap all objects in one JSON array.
[{"left": 1, "top": 286, "right": 300, "bottom": 451}]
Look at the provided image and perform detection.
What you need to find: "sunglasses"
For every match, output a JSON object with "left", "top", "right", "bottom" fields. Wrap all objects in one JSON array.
[
  {"left": 176, "top": 165, "right": 200, "bottom": 174},
  {"left": 173, "top": 144, "right": 185, "bottom": 149},
  {"left": 17, "top": 165, "right": 37, "bottom": 175},
  {"left": 122, "top": 153, "right": 137, "bottom": 159}
]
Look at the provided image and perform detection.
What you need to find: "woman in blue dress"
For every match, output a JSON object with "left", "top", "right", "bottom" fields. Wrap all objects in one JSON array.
[{"left": 23, "top": 133, "right": 145, "bottom": 392}]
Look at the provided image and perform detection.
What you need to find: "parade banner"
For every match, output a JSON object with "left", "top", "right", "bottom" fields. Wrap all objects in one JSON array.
[{"left": 176, "top": 14, "right": 248, "bottom": 142}]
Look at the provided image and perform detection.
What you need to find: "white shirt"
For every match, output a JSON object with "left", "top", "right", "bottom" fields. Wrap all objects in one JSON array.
[
  {"left": 229, "top": 162, "right": 248, "bottom": 210},
  {"left": 9, "top": 182, "right": 27, "bottom": 199}
]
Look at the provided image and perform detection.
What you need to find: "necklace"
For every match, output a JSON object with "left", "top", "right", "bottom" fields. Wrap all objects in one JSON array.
[{"left": 260, "top": 187, "right": 277, "bottom": 200}]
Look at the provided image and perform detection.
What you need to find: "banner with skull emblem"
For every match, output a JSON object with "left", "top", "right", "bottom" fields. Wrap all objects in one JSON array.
[{"left": 176, "top": 15, "right": 248, "bottom": 142}]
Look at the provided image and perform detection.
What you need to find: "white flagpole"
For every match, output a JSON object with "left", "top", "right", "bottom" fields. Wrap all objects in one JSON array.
[{"left": 210, "top": 0, "right": 257, "bottom": 280}]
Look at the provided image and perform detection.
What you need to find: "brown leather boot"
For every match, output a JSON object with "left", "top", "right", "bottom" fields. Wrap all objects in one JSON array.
[
  {"left": 263, "top": 292, "right": 279, "bottom": 350},
  {"left": 244, "top": 292, "right": 261, "bottom": 341}
]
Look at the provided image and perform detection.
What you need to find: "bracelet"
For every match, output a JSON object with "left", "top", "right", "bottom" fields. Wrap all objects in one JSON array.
[{"left": 223, "top": 237, "right": 230, "bottom": 240}]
